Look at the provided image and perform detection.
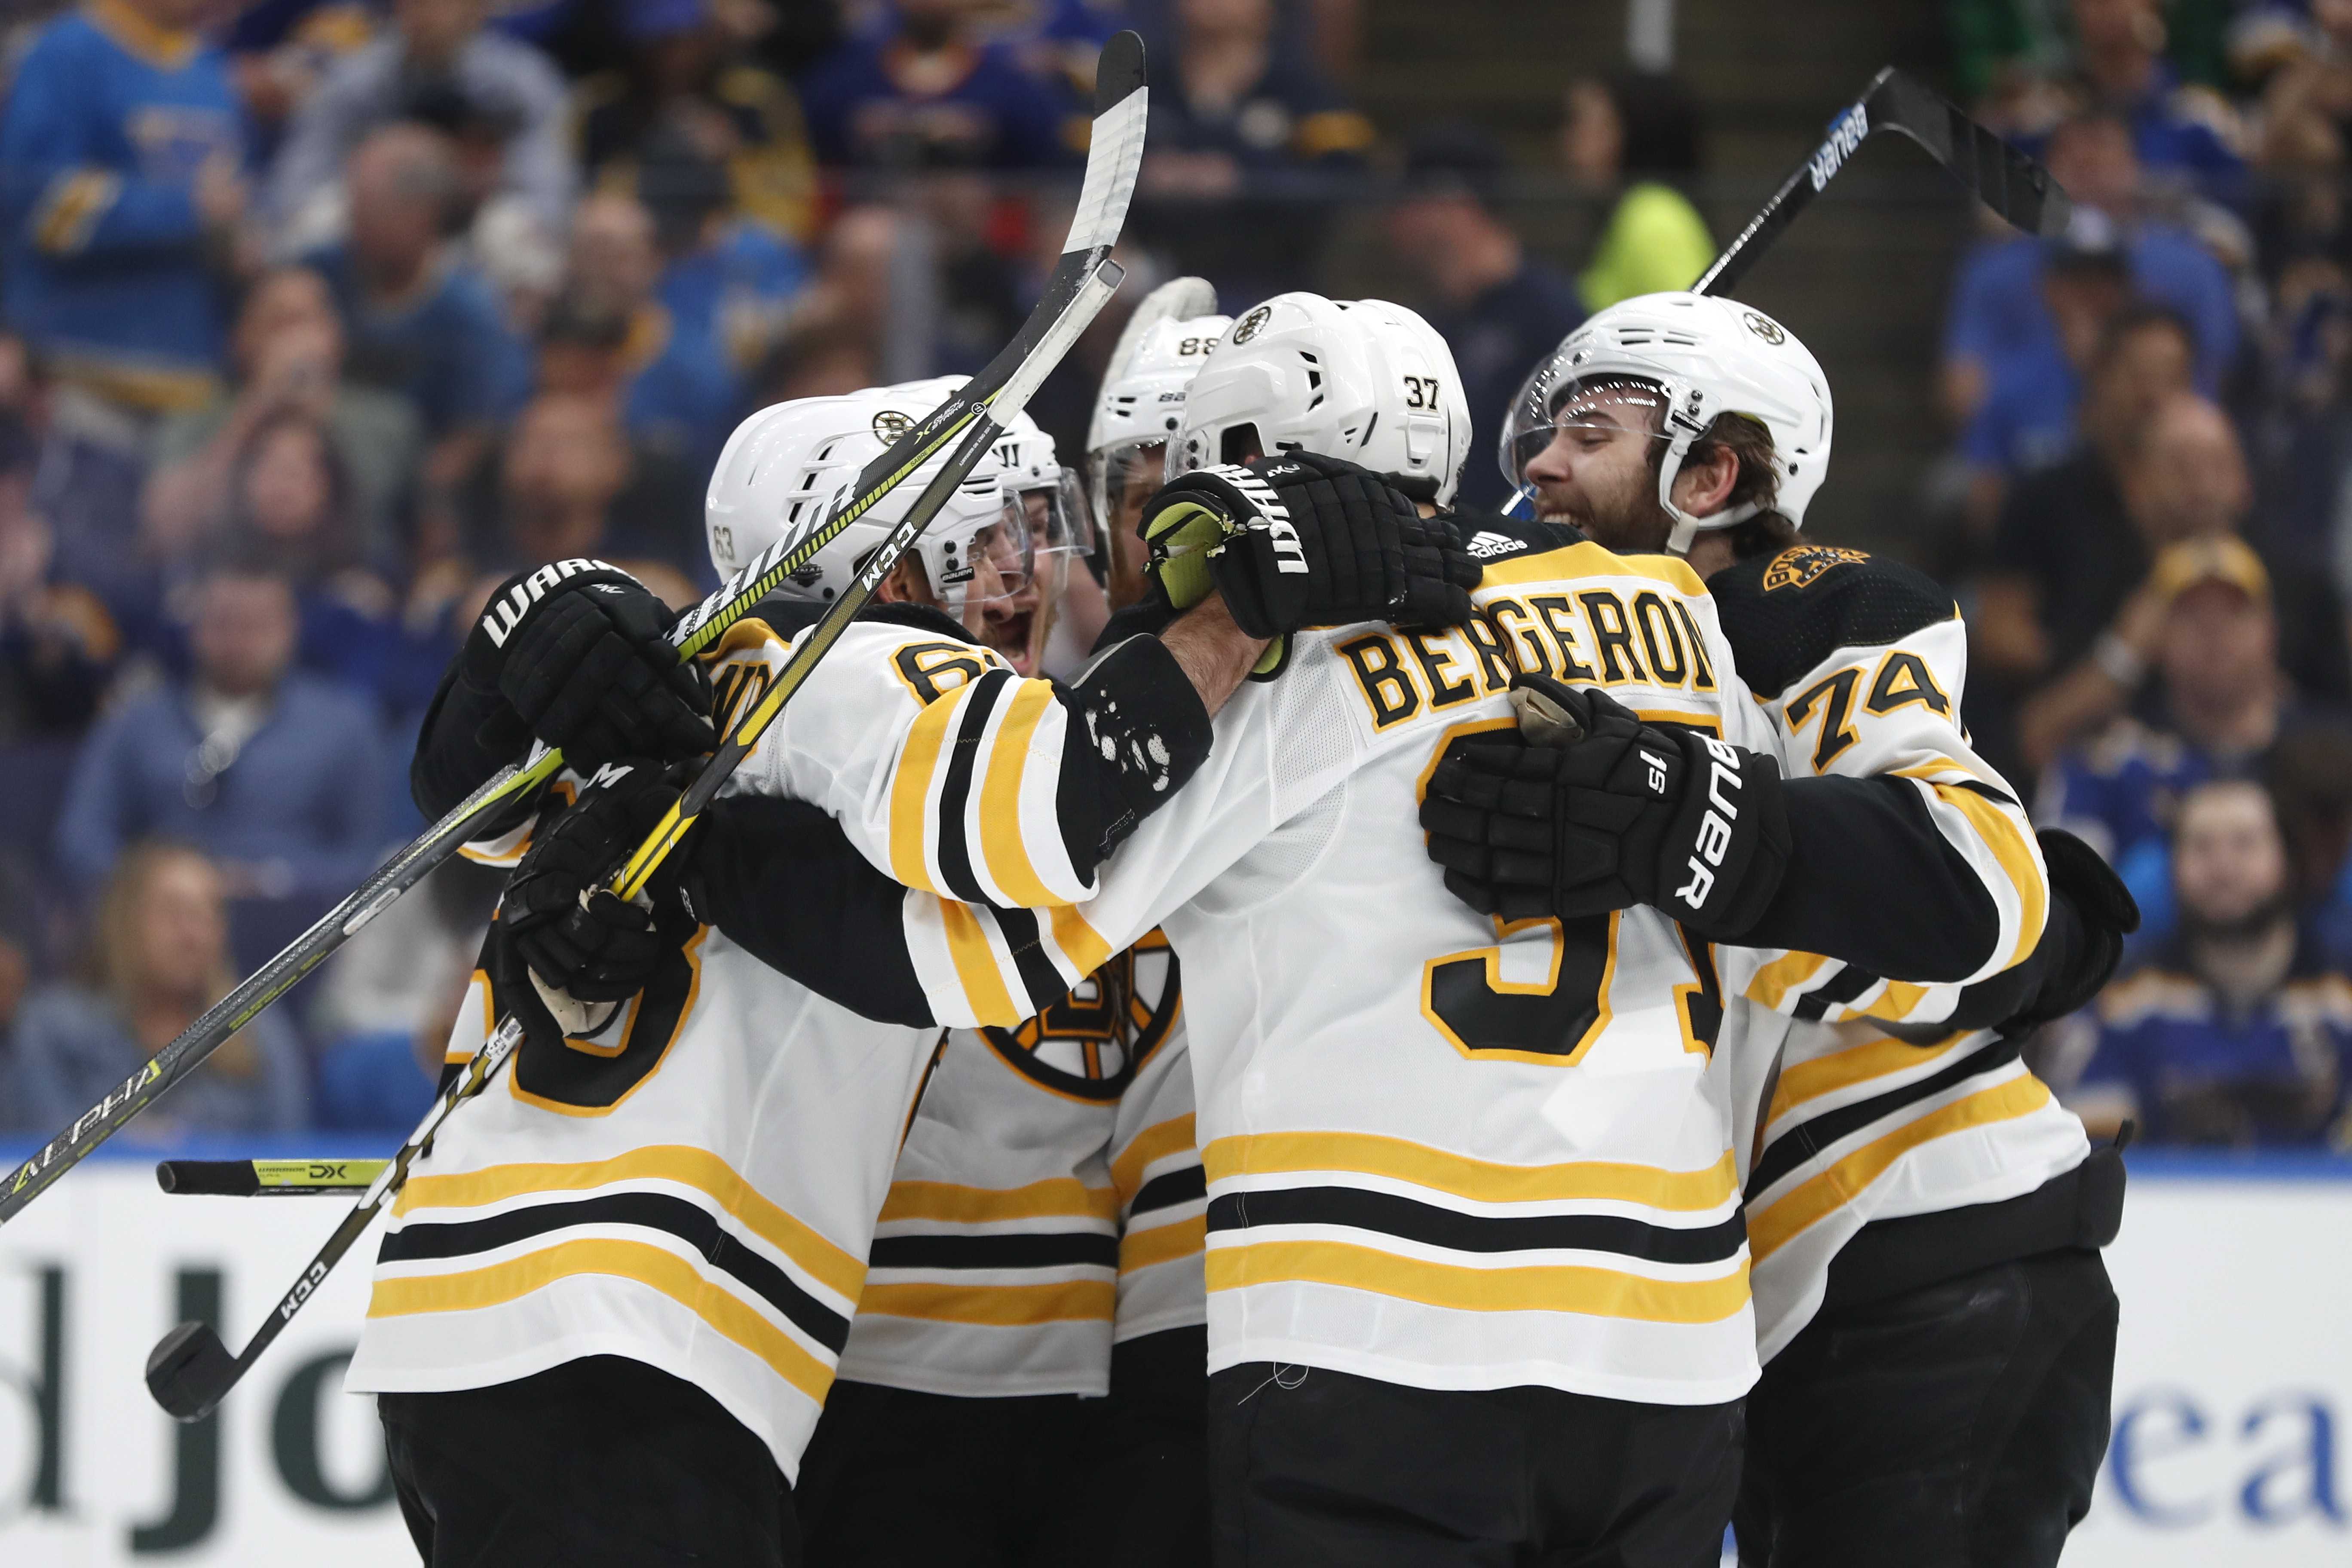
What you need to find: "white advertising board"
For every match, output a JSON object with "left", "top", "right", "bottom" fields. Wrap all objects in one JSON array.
[{"left": 0, "top": 1147, "right": 2341, "bottom": 1564}]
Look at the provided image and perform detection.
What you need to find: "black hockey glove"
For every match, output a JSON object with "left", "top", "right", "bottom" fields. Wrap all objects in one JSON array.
[
  {"left": 504, "top": 760, "right": 704, "bottom": 1003},
  {"left": 2000, "top": 828, "right": 2141, "bottom": 1033},
  {"left": 461, "top": 560, "right": 717, "bottom": 774},
  {"left": 1419, "top": 673, "right": 1792, "bottom": 941},
  {"left": 1139, "top": 453, "right": 1478, "bottom": 676}
]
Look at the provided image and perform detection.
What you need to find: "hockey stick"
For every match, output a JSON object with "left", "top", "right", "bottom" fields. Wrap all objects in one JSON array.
[
  {"left": 147, "top": 1018, "right": 522, "bottom": 1418},
  {"left": 144, "top": 32, "right": 1148, "bottom": 1423},
  {"left": 157, "top": 1158, "right": 389, "bottom": 1195},
  {"left": 14, "top": 31, "right": 1149, "bottom": 1233},
  {"left": 1693, "top": 64, "right": 2071, "bottom": 298}
]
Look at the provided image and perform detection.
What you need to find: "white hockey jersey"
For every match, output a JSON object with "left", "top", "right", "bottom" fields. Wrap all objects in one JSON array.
[
  {"left": 346, "top": 609, "right": 1103, "bottom": 1478},
  {"left": 1706, "top": 545, "right": 2084, "bottom": 1363},
  {"left": 837, "top": 930, "right": 1205, "bottom": 1398},
  {"left": 867, "top": 535, "right": 1787, "bottom": 1408}
]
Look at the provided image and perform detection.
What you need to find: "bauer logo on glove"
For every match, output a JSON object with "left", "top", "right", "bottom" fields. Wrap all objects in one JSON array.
[{"left": 1420, "top": 673, "right": 1792, "bottom": 941}]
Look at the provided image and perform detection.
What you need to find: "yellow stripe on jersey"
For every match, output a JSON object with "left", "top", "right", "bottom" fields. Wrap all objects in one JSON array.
[
  {"left": 939, "top": 899, "right": 1020, "bottom": 1026},
  {"left": 1748, "top": 1073, "right": 2053, "bottom": 1260},
  {"left": 1050, "top": 903, "right": 1112, "bottom": 980},
  {"left": 368, "top": 1237, "right": 836, "bottom": 1401},
  {"left": 1121, "top": 1213, "right": 1205, "bottom": 1274},
  {"left": 1767, "top": 1034, "right": 1968, "bottom": 1124},
  {"left": 858, "top": 1277, "right": 1115, "bottom": 1326},
  {"left": 1746, "top": 952, "right": 1831, "bottom": 1012},
  {"left": 1206, "top": 1239, "right": 1749, "bottom": 1324},
  {"left": 1204, "top": 1133, "right": 1737, "bottom": 1213},
  {"left": 978, "top": 680, "right": 1061, "bottom": 907},
  {"left": 1918, "top": 776, "right": 2047, "bottom": 966},
  {"left": 888, "top": 691, "right": 963, "bottom": 891},
  {"left": 1113, "top": 1114, "right": 1197, "bottom": 1204},
  {"left": 395, "top": 1144, "right": 865, "bottom": 1300},
  {"left": 1474, "top": 541, "right": 1708, "bottom": 598},
  {"left": 1853, "top": 980, "right": 1932, "bottom": 1023},
  {"left": 878, "top": 1177, "right": 1120, "bottom": 1225}
]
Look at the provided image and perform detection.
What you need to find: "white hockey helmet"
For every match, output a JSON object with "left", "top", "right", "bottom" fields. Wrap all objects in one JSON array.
[
  {"left": 1087, "top": 276, "right": 1231, "bottom": 533},
  {"left": 1168, "top": 292, "right": 1474, "bottom": 506},
  {"left": 1501, "top": 291, "right": 1833, "bottom": 552},
  {"left": 704, "top": 379, "right": 1088, "bottom": 617}
]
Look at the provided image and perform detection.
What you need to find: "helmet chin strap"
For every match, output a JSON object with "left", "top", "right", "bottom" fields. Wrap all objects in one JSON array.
[{"left": 1655, "top": 396, "right": 1761, "bottom": 555}]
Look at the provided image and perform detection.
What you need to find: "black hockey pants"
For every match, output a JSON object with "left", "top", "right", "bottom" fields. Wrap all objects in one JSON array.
[
  {"left": 796, "top": 1326, "right": 1210, "bottom": 1567},
  {"left": 1733, "top": 1248, "right": 2118, "bottom": 1568},
  {"left": 1207, "top": 1361, "right": 1743, "bottom": 1567},
  {"left": 379, "top": 1354, "right": 800, "bottom": 1567}
]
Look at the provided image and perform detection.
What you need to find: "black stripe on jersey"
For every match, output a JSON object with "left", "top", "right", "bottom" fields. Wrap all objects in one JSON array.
[
  {"left": 1206, "top": 1188, "right": 1746, "bottom": 1267},
  {"left": 867, "top": 1231, "right": 1120, "bottom": 1271},
  {"left": 934, "top": 668, "right": 1013, "bottom": 903},
  {"left": 1130, "top": 1165, "right": 1206, "bottom": 1217},
  {"left": 1943, "top": 777, "right": 2021, "bottom": 810},
  {"left": 992, "top": 905, "right": 1075, "bottom": 1011},
  {"left": 1793, "top": 964, "right": 1880, "bottom": 1023},
  {"left": 1746, "top": 1036, "right": 2024, "bottom": 1203},
  {"left": 381, "top": 1191, "right": 852, "bottom": 1353}
]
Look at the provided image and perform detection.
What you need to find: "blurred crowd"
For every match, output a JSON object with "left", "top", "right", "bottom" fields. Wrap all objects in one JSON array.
[
  {"left": 1939, "top": 0, "right": 2352, "bottom": 1153},
  {"left": 0, "top": 0, "right": 2341, "bottom": 1155}
]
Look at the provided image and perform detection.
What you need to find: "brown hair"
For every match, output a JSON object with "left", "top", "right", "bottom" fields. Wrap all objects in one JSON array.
[
  {"left": 1653, "top": 410, "right": 1798, "bottom": 558},
  {"left": 85, "top": 842, "right": 257, "bottom": 1076}
]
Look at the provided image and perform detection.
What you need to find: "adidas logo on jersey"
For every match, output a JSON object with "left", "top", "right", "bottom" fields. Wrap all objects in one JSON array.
[
  {"left": 1466, "top": 530, "right": 1528, "bottom": 560},
  {"left": 1674, "top": 736, "right": 1746, "bottom": 914}
]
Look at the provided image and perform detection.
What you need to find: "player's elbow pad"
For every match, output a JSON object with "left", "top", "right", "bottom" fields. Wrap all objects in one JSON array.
[{"left": 1051, "top": 634, "right": 1215, "bottom": 882}]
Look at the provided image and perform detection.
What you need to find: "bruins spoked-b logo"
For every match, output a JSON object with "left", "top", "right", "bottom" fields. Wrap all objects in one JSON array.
[
  {"left": 1230, "top": 304, "right": 1273, "bottom": 345},
  {"left": 980, "top": 933, "right": 1181, "bottom": 1102},
  {"left": 872, "top": 408, "right": 915, "bottom": 442},
  {"left": 1743, "top": 311, "right": 1786, "bottom": 345}
]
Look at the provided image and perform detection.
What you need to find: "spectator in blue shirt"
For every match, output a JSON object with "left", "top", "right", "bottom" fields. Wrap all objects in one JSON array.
[
  {"left": 2069, "top": 778, "right": 2352, "bottom": 1147},
  {"left": 1943, "top": 112, "right": 2237, "bottom": 444},
  {"left": 55, "top": 557, "right": 386, "bottom": 973},
  {"left": 2069, "top": 0, "right": 2249, "bottom": 205},
  {"left": 266, "top": 0, "right": 574, "bottom": 239},
  {"left": 1384, "top": 122, "right": 1583, "bottom": 512},
  {"left": 797, "top": 0, "right": 1078, "bottom": 171},
  {"left": 638, "top": 135, "right": 812, "bottom": 378},
  {"left": 10, "top": 841, "right": 307, "bottom": 1135},
  {"left": 302, "top": 124, "right": 531, "bottom": 493},
  {"left": 2034, "top": 533, "right": 2342, "bottom": 949},
  {"left": 1958, "top": 208, "right": 2135, "bottom": 480},
  {"left": 562, "top": 188, "right": 738, "bottom": 466},
  {"left": 1133, "top": 0, "right": 1374, "bottom": 304},
  {"left": 0, "top": 0, "right": 248, "bottom": 419}
]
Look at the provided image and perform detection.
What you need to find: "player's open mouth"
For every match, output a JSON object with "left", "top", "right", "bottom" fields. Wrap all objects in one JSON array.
[{"left": 983, "top": 608, "right": 1035, "bottom": 673}]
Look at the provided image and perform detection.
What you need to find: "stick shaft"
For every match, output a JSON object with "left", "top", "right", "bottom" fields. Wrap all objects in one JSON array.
[{"left": 0, "top": 749, "right": 560, "bottom": 1226}]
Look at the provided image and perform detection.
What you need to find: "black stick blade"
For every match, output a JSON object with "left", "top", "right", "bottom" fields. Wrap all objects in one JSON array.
[
  {"left": 1872, "top": 69, "right": 2072, "bottom": 237},
  {"left": 1095, "top": 29, "right": 1145, "bottom": 112},
  {"left": 146, "top": 1320, "right": 235, "bottom": 1422}
]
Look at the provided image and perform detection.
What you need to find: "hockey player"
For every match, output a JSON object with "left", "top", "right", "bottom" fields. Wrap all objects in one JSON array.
[
  {"left": 634, "top": 293, "right": 2071, "bottom": 1564},
  {"left": 787, "top": 351, "right": 1222, "bottom": 1565},
  {"left": 1425, "top": 291, "right": 2137, "bottom": 1567},
  {"left": 1087, "top": 277, "right": 1233, "bottom": 608},
  {"left": 367, "top": 378, "right": 1470, "bottom": 1565},
  {"left": 793, "top": 292, "right": 1238, "bottom": 1568}
]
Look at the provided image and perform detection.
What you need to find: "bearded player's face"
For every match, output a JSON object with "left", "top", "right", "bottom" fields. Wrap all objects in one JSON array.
[{"left": 1521, "top": 390, "right": 1672, "bottom": 555}]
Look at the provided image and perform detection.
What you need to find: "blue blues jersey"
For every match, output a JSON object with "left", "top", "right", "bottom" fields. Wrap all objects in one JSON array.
[
  {"left": 657, "top": 220, "right": 810, "bottom": 373},
  {"left": 2082, "top": 940, "right": 2352, "bottom": 1147},
  {"left": 797, "top": 34, "right": 1078, "bottom": 169},
  {"left": 0, "top": 0, "right": 246, "bottom": 408}
]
